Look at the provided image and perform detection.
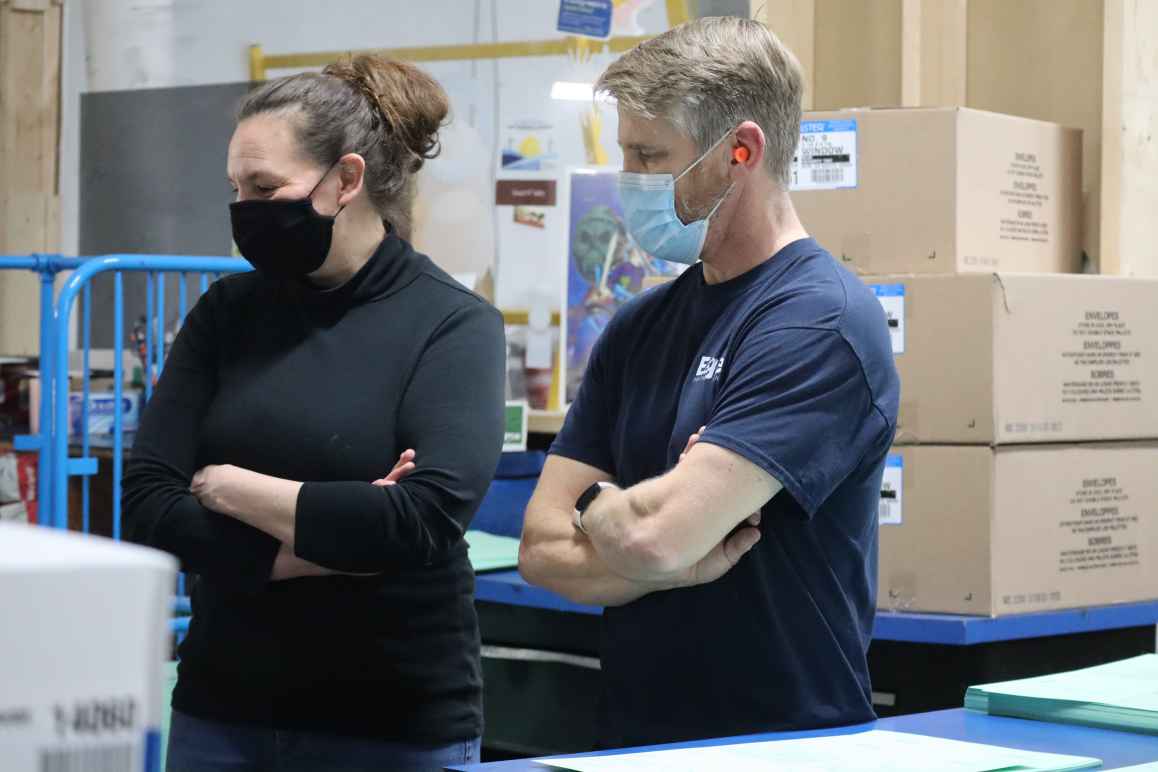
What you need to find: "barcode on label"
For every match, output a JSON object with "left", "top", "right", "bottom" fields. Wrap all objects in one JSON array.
[
  {"left": 810, "top": 167, "right": 845, "bottom": 184},
  {"left": 39, "top": 744, "right": 132, "bottom": 772}
]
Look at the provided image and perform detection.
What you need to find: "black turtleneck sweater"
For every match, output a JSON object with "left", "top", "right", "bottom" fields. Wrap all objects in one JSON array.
[{"left": 122, "top": 234, "right": 505, "bottom": 744}]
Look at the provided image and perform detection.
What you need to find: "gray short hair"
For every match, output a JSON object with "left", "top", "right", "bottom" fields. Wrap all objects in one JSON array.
[{"left": 596, "top": 16, "right": 803, "bottom": 187}]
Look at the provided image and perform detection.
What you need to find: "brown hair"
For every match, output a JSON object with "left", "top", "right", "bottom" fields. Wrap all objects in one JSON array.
[
  {"left": 237, "top": 54, "right": 450, "bottom": 239},
  {"left": 596, "top": 17, "right": 803, "bottom": 187}
]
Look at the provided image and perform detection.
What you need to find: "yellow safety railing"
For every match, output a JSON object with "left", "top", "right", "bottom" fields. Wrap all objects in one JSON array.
[
  {"left": 243, "top": 0, "right": 692, "bottom": 417},
  {"left": 500, "top": 309, "right": 562, "bottom": 327},
  {"left": 248, "top": 0, "right": 690, "bottom": 80}
]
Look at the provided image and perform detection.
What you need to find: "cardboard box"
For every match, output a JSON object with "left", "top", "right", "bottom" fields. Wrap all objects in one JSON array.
[
  {"left": 68, "top": 391, "right": 141, "bottom": 437},
  {"left": 0, "top": 523, "right": 176, "bottom": 771},
  {"left": 878, "top": 444, "right": 1158, "bottom": 616},
  {"left": 865, "top": 273, "right": 1158, "bottom": 445},
  {"left": 791, "top": 107, "right": 1082, "bottom": 275},
  {"left": 29, "top": 386, "right": 142, "bottom": 437}
]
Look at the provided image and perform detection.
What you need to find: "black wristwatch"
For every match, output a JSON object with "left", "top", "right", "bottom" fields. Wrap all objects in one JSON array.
[{"left": 573, "top": 481, "right": 614, "bottom": 534}]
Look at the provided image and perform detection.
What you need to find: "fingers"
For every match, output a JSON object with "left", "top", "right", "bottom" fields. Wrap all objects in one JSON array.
[
  {"left": 722, "top": 526, "right": 761, "bottom": 565},
  {"left": 686, "top": 525, "right": 761, "bottom": 587},
  {"left": 747, "top": 511, "right": 762, "bottom": 527},
  {"left": 384, "top": 461, "right": 415, "bottom": 482},
  {"left": 375, "top": 451, "right": 418, "bottom": 487},
  {"left": 679, "top": 426, "right": 708, "bottom": 462}
]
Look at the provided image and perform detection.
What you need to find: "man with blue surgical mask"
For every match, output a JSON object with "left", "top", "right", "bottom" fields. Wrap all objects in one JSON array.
[{"left": 519, "top": 16, "right": 901, "bottom": 748}]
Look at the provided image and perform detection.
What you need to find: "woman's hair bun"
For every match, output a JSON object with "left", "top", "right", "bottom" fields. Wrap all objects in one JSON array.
[{"left": 324, "top": 54, "right": 449, "bottom": 171}]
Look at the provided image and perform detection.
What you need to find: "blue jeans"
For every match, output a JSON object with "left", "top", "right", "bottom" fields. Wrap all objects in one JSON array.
[{"left": 166, "top": 710, "right": 481, "bottom": 772}]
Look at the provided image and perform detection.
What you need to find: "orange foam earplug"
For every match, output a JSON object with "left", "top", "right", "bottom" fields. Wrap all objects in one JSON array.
[{"left": 733, "top": 146, "right": 750, "bottom": 163}]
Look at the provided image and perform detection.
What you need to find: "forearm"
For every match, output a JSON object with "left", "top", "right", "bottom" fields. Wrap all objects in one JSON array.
[
  {"left": 266, "top": 542, "right": 374, "bottom": 581},
  {"left": 269, "top": 543, "right": 330, "bottom": 580},
  {"left": 124, "top": 469, "right": 280, "bottom": 591},
  {"left": 207, "top": 468, "right": 301, "bottom": 546},
  {"left": 582, "top": 447, "right": 781, "bottom": 582}
]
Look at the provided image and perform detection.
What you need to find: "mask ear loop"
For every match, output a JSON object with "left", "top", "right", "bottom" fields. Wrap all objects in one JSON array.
[
  {"left": 307, "top": 157, "right": 347, "bottom": 218},
  {"left": 673, "top": 129, "right": 736, "bottom": 183},
  {"left": 673, "top": 129, "right": 737, "bottom": 222}
]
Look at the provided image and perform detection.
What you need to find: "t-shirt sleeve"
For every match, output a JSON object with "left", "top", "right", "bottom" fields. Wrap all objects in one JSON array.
[
  {"left": 548, "top": 324, "right": 617, "bottom": 476},
  {"left": 699, "top": 325, "right": 887, "bottom": 517}
]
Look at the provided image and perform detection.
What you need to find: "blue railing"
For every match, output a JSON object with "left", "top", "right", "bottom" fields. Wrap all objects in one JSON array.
[
  {"left": 1, "top": 254, "right": 250, "bottom": 636},
  {"left": 47, "top": 256, "right": 248, "bottom": 533}
]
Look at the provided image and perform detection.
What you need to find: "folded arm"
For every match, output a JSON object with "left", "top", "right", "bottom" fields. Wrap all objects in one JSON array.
[
  {"left": 519, "top": 455, "right": 663, "bottom": 607},
  {"left": 580, "top": 441, "right": 780, "bottom": 582},
  {"left": 194, "top": 303, "right": 506, "bottom": 574},
  {"left": 518, "top": 443, "right": 773, "bottom": 606}
]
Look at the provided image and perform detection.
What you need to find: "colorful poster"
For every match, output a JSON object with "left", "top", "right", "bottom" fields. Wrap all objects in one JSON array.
[
  {"left": 501, "top": 119, "right": 559, "bottom": 171},
  {"left": 562, "top": 169, "right": 681, "bottom": 404}
]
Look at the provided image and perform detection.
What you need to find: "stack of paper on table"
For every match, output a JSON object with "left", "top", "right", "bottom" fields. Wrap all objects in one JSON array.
[
  {"left": 966, "top": 654, "right": 1158, "bottom": 735},
  {"left": 464, "top": 530, "right": 521, "bottom": 573},
  {"left": 546, "top": 730, "right": 1100, "bottom": 771}
]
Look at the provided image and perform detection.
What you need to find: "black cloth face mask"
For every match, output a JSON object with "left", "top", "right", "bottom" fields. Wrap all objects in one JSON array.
[{"left": 229, "top": 161, "right": 345, "bottom": 279}]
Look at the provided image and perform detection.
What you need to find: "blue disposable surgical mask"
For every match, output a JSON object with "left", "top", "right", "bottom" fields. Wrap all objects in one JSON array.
[{"left": 618, "top": 132, "right": 734, "bottom": 265}]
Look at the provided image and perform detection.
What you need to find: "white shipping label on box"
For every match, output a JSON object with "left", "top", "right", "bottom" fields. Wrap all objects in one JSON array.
[
  {"left": 0, "top": 695, "right": 154, "bottom": 772},
  {"left": 879, "top": 454, "right": 903, "bottom": 525},
  {"left": 791, "top": 119, "right": 858, "bottom": 191},
  {"left": 870, "top": 284, "right": 905, "bottom": 354}
]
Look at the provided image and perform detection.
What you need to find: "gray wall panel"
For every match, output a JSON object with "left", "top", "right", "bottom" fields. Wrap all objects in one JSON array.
[{"left": 80, "top": 82, "right": 251, "bottom": 348}]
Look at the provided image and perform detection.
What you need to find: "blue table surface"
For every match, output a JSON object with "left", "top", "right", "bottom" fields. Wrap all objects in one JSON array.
[
  {"left": 474, "top": 570, "right": 1158, "bottom": 645},
  {"left": 447, "top": 708, "right": 1158, "bottom": 771}
]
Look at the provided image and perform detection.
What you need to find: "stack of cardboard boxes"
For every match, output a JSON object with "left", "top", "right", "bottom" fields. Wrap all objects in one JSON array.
[{"left": 793, "top": 107, "right": 1158, "bottom": 616}]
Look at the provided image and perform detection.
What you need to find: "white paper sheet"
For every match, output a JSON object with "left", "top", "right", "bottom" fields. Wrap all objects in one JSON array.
[{"left": 545, "top": 730, "right": 1101, "bottom": 772}]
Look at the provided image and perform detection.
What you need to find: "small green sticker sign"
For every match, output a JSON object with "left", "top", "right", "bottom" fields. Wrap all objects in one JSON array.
[{"left": 504, "top": 401, "right": 528, "bottom": 452}]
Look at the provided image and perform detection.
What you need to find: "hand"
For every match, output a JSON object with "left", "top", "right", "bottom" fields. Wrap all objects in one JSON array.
[
  {"left": 676, "top": 523, "right": 762, "bottom": 588},
  {"left": 678, "top": 426, "right": 706, "bottom": 462},
  {"left": 190, "top": 464, "right": 245, "bottom": 515},
  {"left": 270, "top": 542, "right": 332, "bottom": 581},
  {"left": 372, "top": 449, "right": 416, "bottom": 487}
]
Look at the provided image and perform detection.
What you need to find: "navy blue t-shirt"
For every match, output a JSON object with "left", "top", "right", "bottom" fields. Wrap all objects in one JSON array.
[{"left": 551, "top": 237, "right": 900, "bottom": 746}]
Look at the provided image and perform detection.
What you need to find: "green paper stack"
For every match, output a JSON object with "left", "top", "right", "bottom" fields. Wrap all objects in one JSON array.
[
  {"left": 464, "top": 529, "right": 522, "bottom": 573},
  {"left": 966, "top": 654, "right": 1158, "bottom": 735}
]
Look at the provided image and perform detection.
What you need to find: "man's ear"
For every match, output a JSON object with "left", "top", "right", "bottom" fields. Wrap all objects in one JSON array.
[{"left": 731, "top": 121, "right": 766, "bottom": 170}]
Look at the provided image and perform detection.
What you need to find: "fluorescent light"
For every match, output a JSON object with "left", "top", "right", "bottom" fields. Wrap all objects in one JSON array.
[
  {"left": 551, "top": 81, "right": 595, "bottom": 101},
  {"left": 550, "top": 81, "right": 616, "bottom": 103}
]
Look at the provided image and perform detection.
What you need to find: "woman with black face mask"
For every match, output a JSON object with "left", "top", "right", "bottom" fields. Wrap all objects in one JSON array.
[{"left": 122, "top": 55, "right": 506, "bottom": 772}]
